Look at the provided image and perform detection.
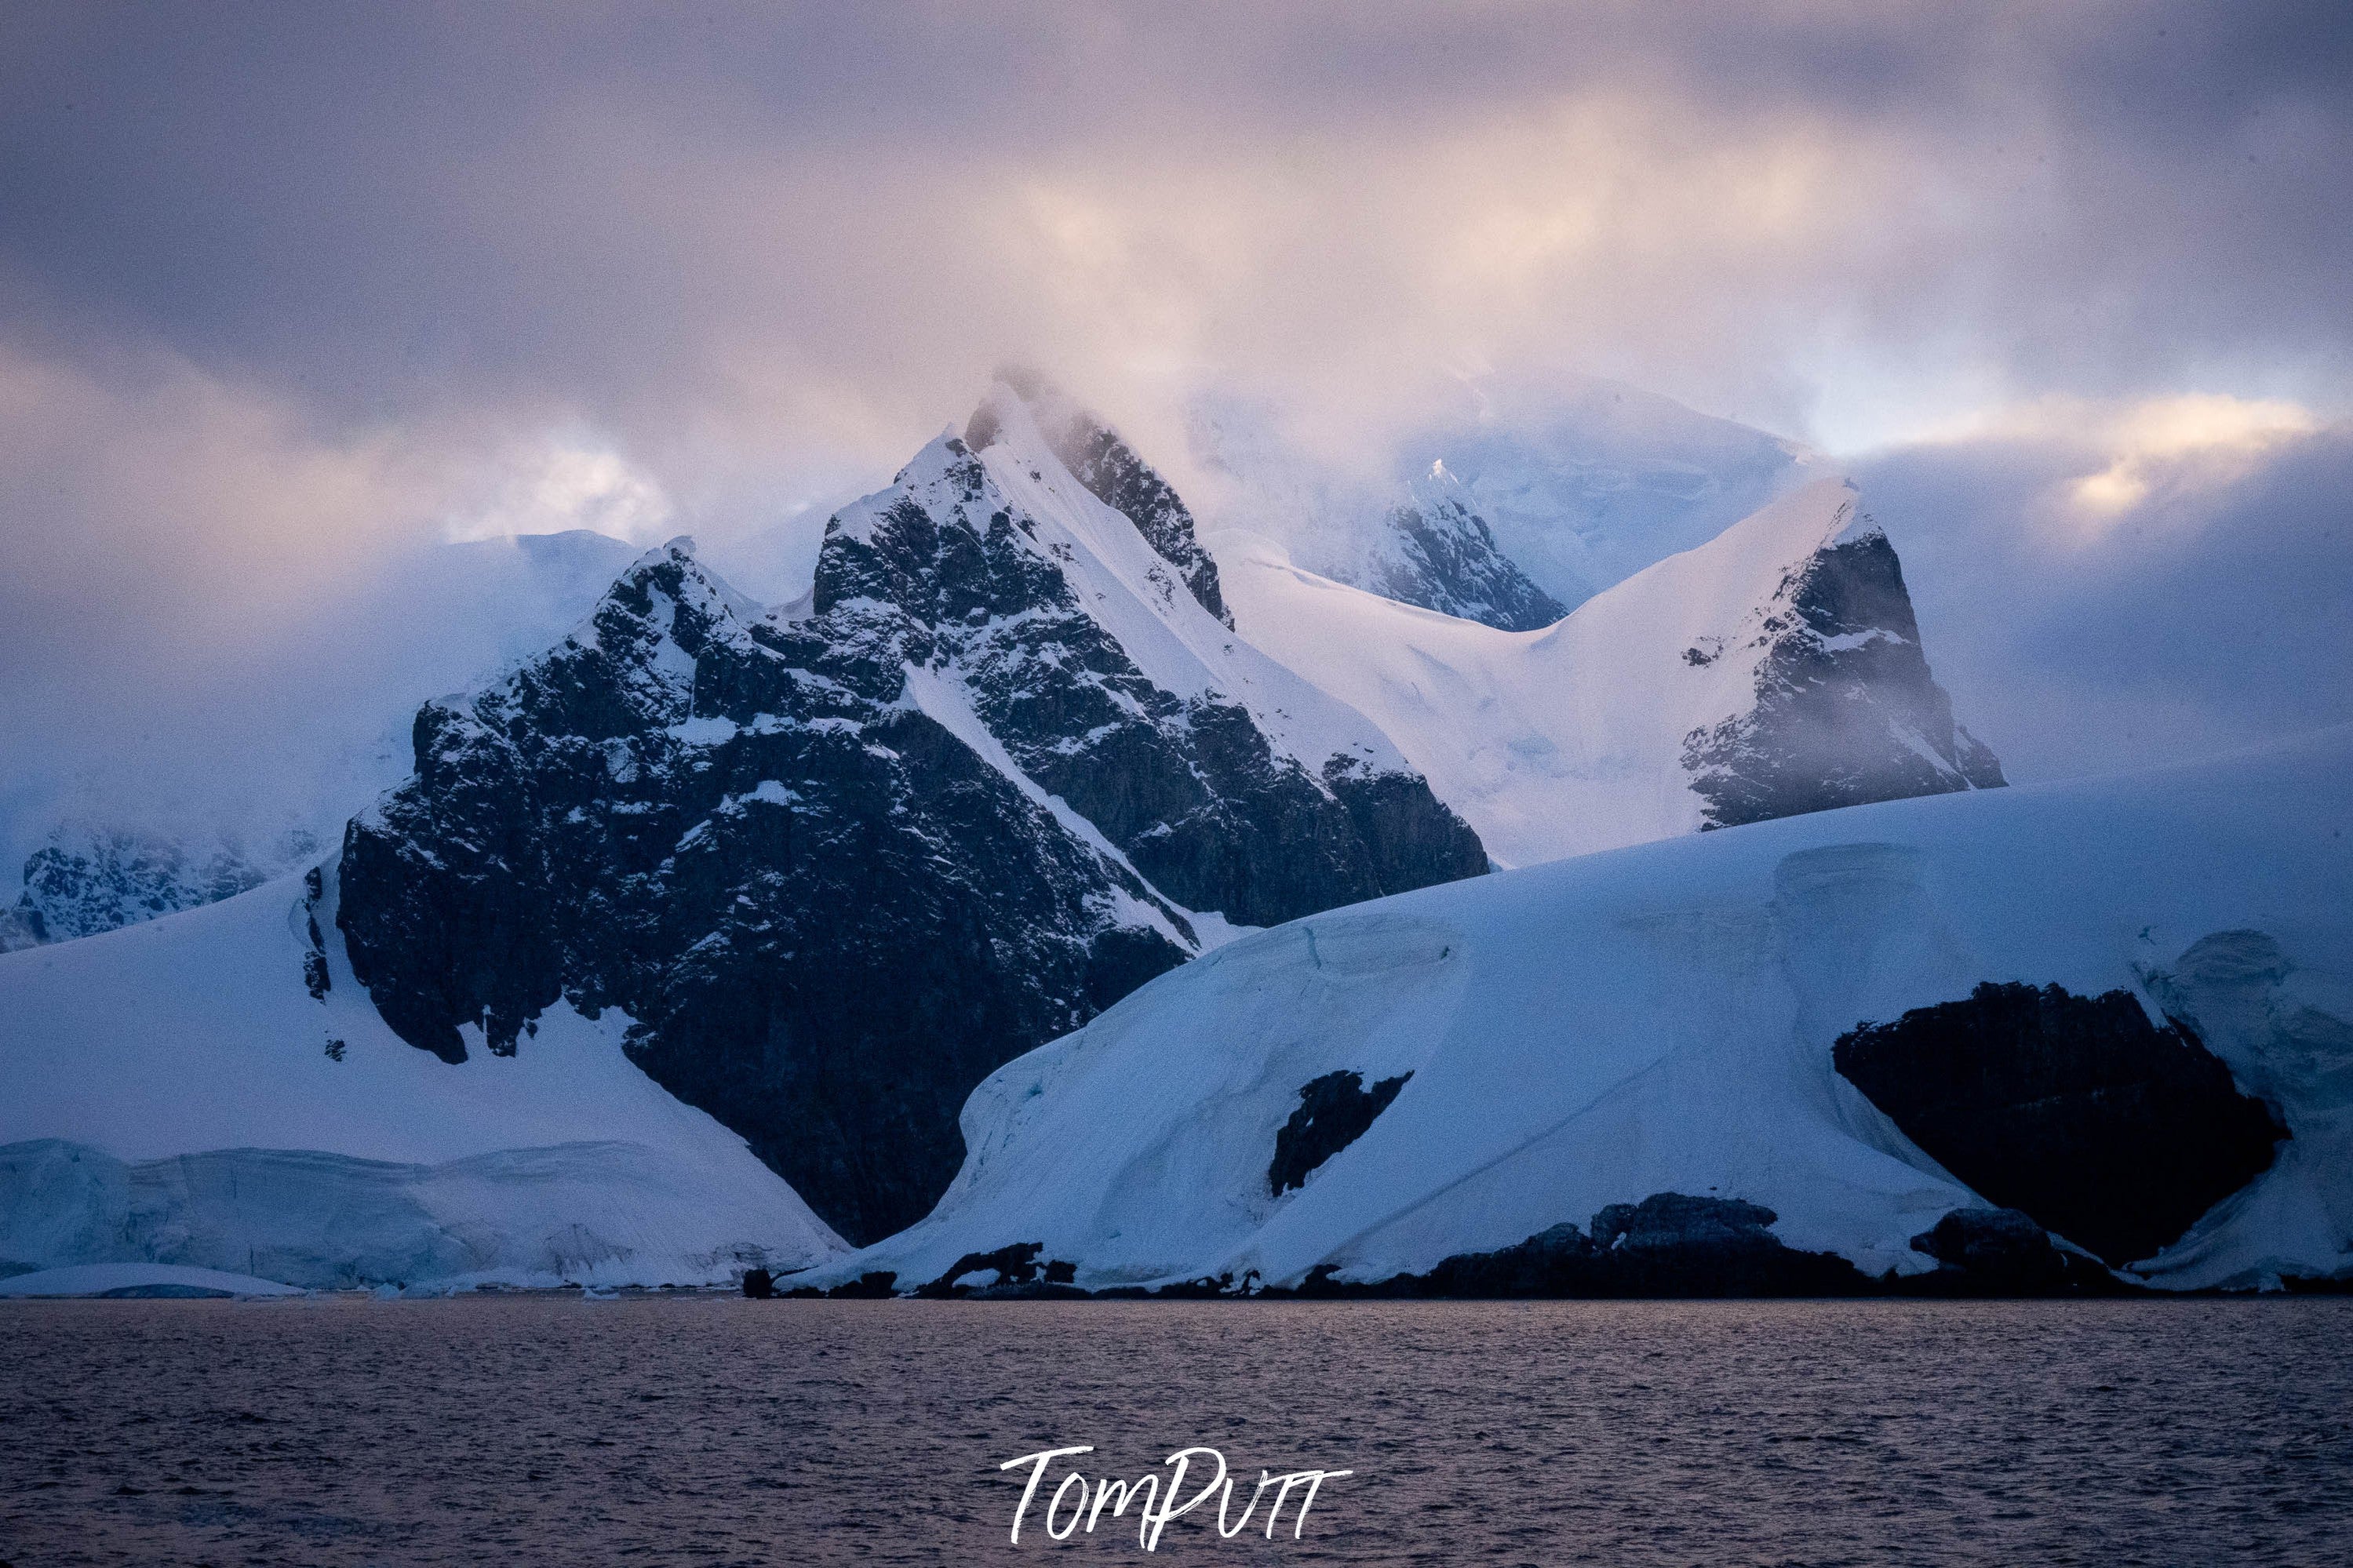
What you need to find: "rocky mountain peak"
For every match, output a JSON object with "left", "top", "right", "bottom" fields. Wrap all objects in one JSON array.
[
  {"left": 1371, "top": 464, "right": 1568, "bottom": 631},
  {"left": 1183, "top": 390, "right": 1564, "bottom": 631},
  {"left": 334, "top": 395, "right": 1485, "bottom": 1242},
  {"left": 963, "top": 373, "right": 1232, "bottom": 627},
  {"left": 1678, "top": 481, "right": 2005, "bottom": 828}
]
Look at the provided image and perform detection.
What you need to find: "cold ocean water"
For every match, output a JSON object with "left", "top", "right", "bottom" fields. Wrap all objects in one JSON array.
[{"left": 2, "top": 1297, "right": 2349, "bottom": 1566}]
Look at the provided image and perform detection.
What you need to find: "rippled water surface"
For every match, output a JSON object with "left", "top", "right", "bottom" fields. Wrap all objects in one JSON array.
[{"left": 3, "top": 1297, "right": 2350, "bottom": 1565}]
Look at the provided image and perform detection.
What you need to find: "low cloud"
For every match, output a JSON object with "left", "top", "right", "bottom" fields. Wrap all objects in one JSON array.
[
  {"left": 443, "top": 442, "right": 674, "bottom": 546},
  {"left": 2, "top": 2, "right": 2348, "bottom": 868},
  {"left": 1857, "top": 410, "right": 2353, "bottom": 782},
  {"left": 5, "top": 2, "right": 2348, "bottom": 460}
]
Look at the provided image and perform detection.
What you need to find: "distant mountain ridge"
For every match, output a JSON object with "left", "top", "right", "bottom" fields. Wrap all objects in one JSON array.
[
  {"left": 4, "top": 372, "right": 2040, "bottom": 1294},
  {"left": 1365, "top": 464, "right": 1568, "bottom": 631},
  {"left": 1, "top": 528, "right": 639, "bottom": 947},
  {"left": 2, "top": 827, "right": 319, "bottom": 952},
  {"left": 1186, "top": 391, "right": 1564, "bottom": 631},
  {"left": 1186, "top": 373, "right": 1809, "bottom": 630}
]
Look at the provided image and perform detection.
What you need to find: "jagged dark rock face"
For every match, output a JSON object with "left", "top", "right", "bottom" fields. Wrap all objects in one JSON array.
[
  {"left": 1682, "top": 520, "right": 2005, "bottom": 830},
  {"left": 1325, "top": 1194, "right": 1870, "bottom": 1297},
  {"left": 339, "top": 542, "right": 1191, "bottom": 1242},
  {"left": 931, "top": 418, "right": 1485, "bottom": 929},
  {"left": 338, "top": 408, "right": 1484, "bottom": 1245},
  {"left": 989, "top": 378, "right": 1234, "bottom": 628},
  {"left": 1834, "top": 981, "right": 2288, "bottom": 1267},
  {"left": 7, "top": 828, "right": 319, "bottom": 948},
  {"left": 913, "top": 1240, "right": 1082, "bottom": 1298},
  {"left": 1268, "top": 1070, "right": 1412, "bottom": 1195},
  {"left": 1369, "top": 492, "right": 1567, "bottom": 631}
]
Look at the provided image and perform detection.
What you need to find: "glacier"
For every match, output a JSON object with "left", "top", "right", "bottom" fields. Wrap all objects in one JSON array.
[{"left": 811, "top": 729, "right": 2353, "bottom": 1295}]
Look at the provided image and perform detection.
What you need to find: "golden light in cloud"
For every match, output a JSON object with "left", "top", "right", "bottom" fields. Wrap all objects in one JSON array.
[
  {"left": 2063, "top": 394, "right": 2319, "bottom": 517},
  {"left": 442, "top": 441, "right": 674, "bottom": 544},
  {"left": 951, "top": 89, "right": 1925, "bottom": 468},
  {"left": 1909, "top": 391, "right": 2323, "bottom": 531}
]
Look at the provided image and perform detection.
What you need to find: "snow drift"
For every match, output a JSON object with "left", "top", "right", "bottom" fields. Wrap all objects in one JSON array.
[{"left": 818, "top": 729, "right": 2353, "bottom": 1294}]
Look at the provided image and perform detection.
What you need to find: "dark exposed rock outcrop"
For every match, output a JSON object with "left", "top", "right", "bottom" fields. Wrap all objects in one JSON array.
[
  {"left": 1301, "top": 1195, "right": 1873, "bottom": 1297},
  {"left": 337, "top": 387, "right": 1485, "bottom": 1245},
  {"left": 920, "top": 1241, "right": 1044, "bottom": 1297},
  {"left": 912, "top": 1241, "right": 1084, "bottom": 1297},
  {"left": 1368, "top": 482, "right": 1567, "bottom": 631},
  {"left": 771, "top": 1200, "right": 2142, "bottom": 1301},
  {"left": 1898, "top": 1206, "right": 2127, "bottom": 1296},
  {"left": 1834, "top": 981, "right": 2288, "bottom": 1266},
  {"left": 1682, "top": 504, "right": 2004, "bottom": 830},
  {"left": 1268, "top": 1070, "right": 1412, "bottom": 1195}
]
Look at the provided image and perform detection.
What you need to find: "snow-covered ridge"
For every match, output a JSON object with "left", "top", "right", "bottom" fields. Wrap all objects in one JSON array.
[
  {"left": 819, "top": 729, "right": 2353, "bottom": 1295},
  {"left": 836, "top": 380, "right": 1414, "bottom": 782},
  {"left": 1214, "top": 476, "right": 2002, "bottom": 869}
]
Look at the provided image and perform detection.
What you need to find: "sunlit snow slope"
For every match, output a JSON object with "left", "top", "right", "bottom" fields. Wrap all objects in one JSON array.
[
  {"left": 1213, "top": 476, "right": 2001, "bottom": 868},
  {"left": 0, "top": 868, "right": 846, "bottom": 1290},
  {"left": 827, "top": 729, "right": 2353, "bottom": 1294}
]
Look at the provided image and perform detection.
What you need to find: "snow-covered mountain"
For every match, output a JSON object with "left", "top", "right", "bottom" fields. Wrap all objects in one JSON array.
[
  {"left": 1211, "top": 477, "right": 2003, "bottom": 870},
  {"left": 330, "top": 377, "right": 1485, "bottom": 1244},
  {"left": 1366, "top": 464, "right": 1568, "bottom": 631},
  {"left": 987, "top": 369, "right": 1233, "bottom": 628},
  {"left": 1184, "top": 372, "right": 1810, "bottom": 628},
  {"left": 1187, "top": 392, "right": 1564, "bottom": 630},
  {"left": 1, "top": 529, "right": 639, "bottom": 940},
  {"left": 0, "top": 875, "right": 845, "bottom": 1290},
  {"left": 1393, "top": 372, "right": 1815, "bottom": 610},
  {"left": 816, "top": 729, "right": 2353, "bottom": 1297},
  {"left": 3, "top": 825, "right": 320, "bottom": 951}
]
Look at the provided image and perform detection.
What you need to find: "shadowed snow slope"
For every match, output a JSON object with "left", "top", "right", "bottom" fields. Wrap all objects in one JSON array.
[
  {"left": 824, "top": 729, "right": 2353, "bottom": 1294},
  {"left": 1214, "top": 476, "right": 2002, "bottom": 870},
  {"left": 0, "top": 871, "right": 846, "bottom": 1290}
]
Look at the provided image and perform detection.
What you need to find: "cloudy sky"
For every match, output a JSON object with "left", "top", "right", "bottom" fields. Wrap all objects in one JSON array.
[{"left": 3, "top": 2, "right": 2349, "bottom": 864}]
